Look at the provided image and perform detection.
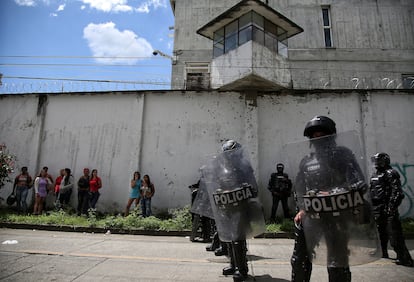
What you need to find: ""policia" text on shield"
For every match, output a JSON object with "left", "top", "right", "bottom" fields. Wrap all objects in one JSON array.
[
  {"left": 303, "top": 190, "right": 364, "bottom": 213},
  {"left": 213, "top": 184, "right": 254, "bottom": 207}
]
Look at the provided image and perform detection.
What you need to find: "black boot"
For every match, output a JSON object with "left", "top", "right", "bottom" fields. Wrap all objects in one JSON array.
[
  {"left": 215, "top": 241, "right": 228, "bottom": 256},
  {"left": 327, "top": 267, "right": 351, "bottom": 282},
  {"left": 201, "top": 217, "right": 212, "bottom": 242},
  {"left": 232, "top": 241, "right": 248, "bottom": 281},
  {"left": 394, "top": 240, "right": 414, "bottom": 267},
  {"left": 395, "top": 251, "right": 414, "bottom": 267},
  {"left": 206, "top": 232, "right": 220, "bottom": 251},
  {"left": 223, "top": 243, "right": 235, "bottom": 275},
  {"left": 222, "top": 266, "right": 235, "bottom": 276},
  {"left": 190, "top": 214, "right": 200, "bottom": 242},
  {"left": 395, "top": 259, "right": 414, "bottom": 267},
  {"left": 381, "top": 240, "right": 389, "bottom": 258}
]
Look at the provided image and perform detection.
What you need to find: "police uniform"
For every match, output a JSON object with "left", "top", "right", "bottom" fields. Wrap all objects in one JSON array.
[
  {"left": 291, "top": 116, "right": 367, "bottom": 282},
  {"left": 369, "top": 153, "right": 413, "bottom": 267},
  {"left": 203, "top": 140, "right": 265, "bottom": 282},
  {"left": 268, "top": 163, "right": 292, "bottom": 220}
]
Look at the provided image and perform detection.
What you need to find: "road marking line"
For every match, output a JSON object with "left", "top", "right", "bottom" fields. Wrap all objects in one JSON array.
[
  {"left": 16, "top": 249, "right": 208, "bottom": 263},
  {"left": 12, "top": 249, "right": 398, "bottom": 266}
]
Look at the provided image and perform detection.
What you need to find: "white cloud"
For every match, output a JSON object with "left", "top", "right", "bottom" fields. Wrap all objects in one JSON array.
[
  {"left": 14, "top": 0, "right": 68, "bottom": 7},
  {"left": 15, "top": 0, "right": 57, "bottom": 6},
  {"left": 14, "top": 0, "right": 36, "bottom": 6},
  {"left": 48, "top": 3, "right": 65, "bottom": 17},
  {"left": 148, "top": 0, "right": 167, "bottom": 9},
  {"left": 57, "top": 4, "right": 65, "bottom": 11},
  {"left": 81, "top": 0, "right": 133, "bottom": 13},
  {"left": 137, "top": 0, "right": 167, "bottom": 13},
  {"left": 83, "top": 22, "right": 153, "bottom": 64}
]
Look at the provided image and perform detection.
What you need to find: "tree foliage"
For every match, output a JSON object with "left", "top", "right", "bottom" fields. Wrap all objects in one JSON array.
[{"left": 0, "top": 143, "right": 16, "bottom": 188}]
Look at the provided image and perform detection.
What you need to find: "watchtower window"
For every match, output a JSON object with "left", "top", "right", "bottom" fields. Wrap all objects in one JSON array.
[
  {"left": 212, "top": 11, "right": 288, "bottom": 58},
  {"left": 213, "top": 29, "right": 224, "bottom": 58},
  {"left": 225, "top": 20, "right": 239, "bottom": 53}
]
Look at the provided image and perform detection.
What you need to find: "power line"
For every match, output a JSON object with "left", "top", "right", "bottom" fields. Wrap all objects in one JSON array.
[
  {"left": 0, "top": 55, "right": 155, "bottom": 59},
  {"left": 0, "top": 63, "right": 171, "bottom": 67},
  {"left": 2, "top": 76, "right": 170, "bottom": 85}
]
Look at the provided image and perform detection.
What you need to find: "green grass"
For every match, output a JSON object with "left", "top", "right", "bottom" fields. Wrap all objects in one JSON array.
[
  {"left": 1, "top": 209, "right": 90, "bottom": 227},
  {"left": 265, "top": 218, "right": 295, "bottom": 233},
  {"left": 0, "top": 206, "right": 194, "bottom": 232},
  {"left": 1, "top": 207, "right": 412, "bottom": 235},
  {"left": 0, "top": 206, "right": 293, "bottom": 233}
]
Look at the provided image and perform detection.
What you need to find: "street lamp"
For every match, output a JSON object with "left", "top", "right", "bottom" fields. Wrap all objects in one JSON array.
[{"left": 152, "top": 50, "right": 177, "bottom": 64}]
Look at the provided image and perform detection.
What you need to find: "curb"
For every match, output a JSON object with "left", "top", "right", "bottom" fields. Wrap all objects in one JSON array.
[
  {"left": 0, "top": 222, "right": 293, "bottom": 238},
  {"left": 1, "top": 222, "right": 412, "bottom": 239}
]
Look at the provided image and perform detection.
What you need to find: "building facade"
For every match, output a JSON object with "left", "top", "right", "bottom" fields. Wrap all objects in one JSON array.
[{"left": 170, "top": 0, "right": 414, "bottom": 91}]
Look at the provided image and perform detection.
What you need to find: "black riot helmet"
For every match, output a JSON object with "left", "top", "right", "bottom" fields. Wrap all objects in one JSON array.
[
  {"left": 304, "top": 116, "right": 336, "bottom": 138},
  {"left": 372, "top": 152, "right": 391, "bottom": 169},
  {"left": 222, "top": 139, "right": 241, "bottom": 152},
  {"left": 276, "top": 163, "right": 284, "bottom": 173}
]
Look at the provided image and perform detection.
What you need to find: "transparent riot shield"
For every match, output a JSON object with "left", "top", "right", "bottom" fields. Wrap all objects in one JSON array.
[
  {"left": 199, "top": 147, "right": 265, "bottom": 242},
  {"left": 284, "top": 131, "right": 380, "bottom": 266},
  {"left": 190, "top": 169, "right": 214, "bottom": 219}
]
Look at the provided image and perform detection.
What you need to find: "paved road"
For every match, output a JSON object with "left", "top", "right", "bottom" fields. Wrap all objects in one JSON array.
[{"left": 0, "top": 228, "right": 413, "bottom": 282}]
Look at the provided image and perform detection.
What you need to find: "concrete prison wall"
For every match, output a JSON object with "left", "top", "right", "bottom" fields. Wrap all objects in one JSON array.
[{"left": 0, "top": 90, "right": 413, "bottom": 218}]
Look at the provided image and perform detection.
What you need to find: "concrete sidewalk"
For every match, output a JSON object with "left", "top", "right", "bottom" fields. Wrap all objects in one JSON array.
[{"left": 0, "top": 228, "right": 413, "bottom": 282}]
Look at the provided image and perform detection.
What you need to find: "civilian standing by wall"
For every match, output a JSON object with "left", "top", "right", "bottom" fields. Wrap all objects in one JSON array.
[
  {"left": 42, "top": 166, "right": 55, "bottom": 210},
  {"left": 89, "top": 169, "right": 102, "bottom": 209},
  {"left": 54, "top": 169, "right": 64, "bottom": 203},
  {"left": 58, "top": 168, "right": 74, "bottom": 208},
  {"left": 33, "top": 169, "right": 52, "bottom": 215},
  {"left": 140, "top": 174, "right": 155, "bottom": 217},
  {"left": 124, "top": 171, "right": 141, "bottom": 216},
  {"left": 77, "top": 168, "right": 90, "bottom": 215},
  {"left": 13, "top": 167, "right": 33, "bottom": 214}
]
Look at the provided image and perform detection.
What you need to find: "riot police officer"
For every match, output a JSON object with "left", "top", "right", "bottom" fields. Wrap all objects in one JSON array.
[
  {"left": 290, "top": 116, "right": 369, "bottom": 282},
  {"left": 369, "top": 152, "right": 413, "bottom": 267},
  {"left": 220, "top": 140, "right": 250, "bottom": 281},
  {"left": 189, "top": 179, "right": 212, "bottom": 243},
  {"left": 268, "top": 163, "right": 292, "bottom": 221},
  {"left": 196, "top": 139, "right": 265, "bottom": 282}
]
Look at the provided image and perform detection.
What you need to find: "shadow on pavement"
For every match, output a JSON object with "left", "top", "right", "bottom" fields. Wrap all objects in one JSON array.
[{"left": 251, "top": 274, "right": 290, "bottom": 281}]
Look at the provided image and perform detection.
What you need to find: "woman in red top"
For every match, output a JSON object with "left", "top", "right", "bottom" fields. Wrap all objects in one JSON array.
[
  {"left": 54, "top": 169, "right": 64, "bottom": 197},
  {"left": 89, "top": 169, "right": 102, "bottom": 209}
]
